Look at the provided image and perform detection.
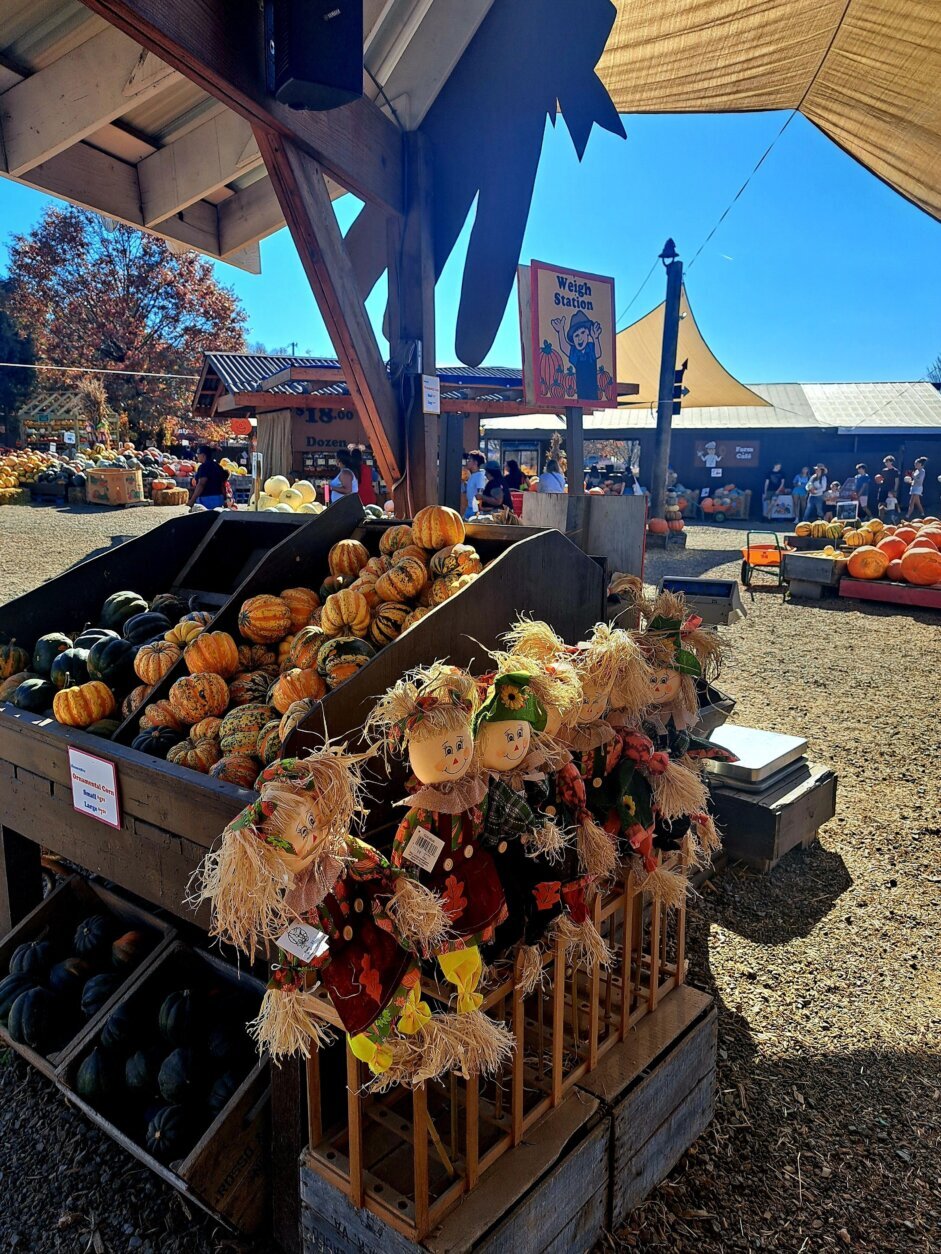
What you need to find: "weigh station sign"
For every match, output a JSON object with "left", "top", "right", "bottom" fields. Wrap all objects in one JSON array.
[{"left": 518, "top": 260, "right": 617, "bottom": 408}]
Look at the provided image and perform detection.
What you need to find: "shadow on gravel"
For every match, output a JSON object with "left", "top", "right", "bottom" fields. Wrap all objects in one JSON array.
[
  {"left": 787, "top": 595, "right": 941, "bottom": 624},
  {"left": 649, "top": 548, "right": 744, "bottom": 578},
  {"left": 62, "top": 535, "right": 135, "bottom": 571}
]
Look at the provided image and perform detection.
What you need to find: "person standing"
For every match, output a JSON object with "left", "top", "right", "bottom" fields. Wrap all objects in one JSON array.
[
  {"left": 876, "top": 455, "right": 900, "bottom": 509},
  {"left": 763, "top": 462, "right": 786, "bottom": 517},
  {"left": 189, "top": 445, "right": 229, "bottom": 509},
  {"left": 328, "top": 449, "right": 358, "bottom": 497},
  {"left": 463, "top": 450, "right": 486, "bottom": 519},
  {"left": 802, "top": 465, "right": 828, "bottom": 522},
  {"left": 503, "top": 459, "right": 525, "bottom": 491},
  {"left": 538, "top": 458, "right": 567, "bottom": 493},
  {"left": 791, "top": 466, "right": 810, "bottom": 513},
  {"left": 906, "top": 457, "right": 928, "bottom": 519},
  {"left": 477, "top": 461, "right": 506, "bottom": 513},
  {"left": 852, "top": 464, "right": 871, "bottom": 518}
]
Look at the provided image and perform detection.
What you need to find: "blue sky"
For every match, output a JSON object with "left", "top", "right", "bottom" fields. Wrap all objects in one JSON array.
[{"left": 1, "top": 109, "right": 939, "bottom": 383}]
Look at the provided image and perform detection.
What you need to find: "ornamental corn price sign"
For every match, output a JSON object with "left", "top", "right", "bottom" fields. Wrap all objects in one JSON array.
[{"left": 518, "top": 260, "right": 617, "bottom": 408}]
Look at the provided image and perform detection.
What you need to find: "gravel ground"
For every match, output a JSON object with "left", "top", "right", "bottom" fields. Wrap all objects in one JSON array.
[{"left": 0, "top": 509, "right": 939, "bottom": 1253}]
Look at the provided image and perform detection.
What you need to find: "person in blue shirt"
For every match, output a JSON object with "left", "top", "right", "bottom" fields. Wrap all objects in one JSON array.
[
  {"left": 550, "top": 310, "right": 603, "bottom": 400},
  {"left": 853, "top": 463, "right": 871, "bottom": 518}
]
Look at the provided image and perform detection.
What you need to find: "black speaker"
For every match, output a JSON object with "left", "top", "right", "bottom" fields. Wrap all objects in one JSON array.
[{"left": 265, "top": 0, "right": 364, "bottom": 111}]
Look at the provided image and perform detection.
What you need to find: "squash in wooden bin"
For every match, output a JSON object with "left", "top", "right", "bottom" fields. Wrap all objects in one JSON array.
[
  {"left": 257, "top": 720, "right": 283, "bottom": 765},
  {"left": 328, "top": 539, "right": 370, "bottom": 578},
  {"left": 169, "top": 672, "right": 229, "bottom": 724},
  {"left": 396, "top": 544, "right": 430, "bottom": 567},
  {"left": 183, "top": 630, "right": 239, "bottom": 678},
  {"left": 53, "top": 681, "right": 116, "bottom": 728},
  {"left": 429, "top": 544, "right": 483, "bottom": 579},
  {"left": 402, "top": 607, "right": 430, "bottom": 631},
  {"left": 139, "top": 699, "right": 184, "bottom": 732},
  {"left": 378, "top": 524, "right": 414, "bottom": 556},
  {"left": 278, "top": 698, "right": 321, "bottom": 743},
  {"left": 209, "top": 754, "right": 261, "bottom": 789},
  {"left": 316, "top": 636, "right": 376, "bottom": 689},
  {"left": 167, "top": 738, "right": 222, "bottom": 773},
  {"left": 270, "top": 667, "right": 327, "bottom": 714},
  {"left": 370, "top": 603, "right": 411, "bottom": 647},
  {"left": 362, "top": 556, "right": 391, "bottom": 578},
  {"left": 134, "top": 641, "right": 182, "bottom": 686},
  {"left": 320, "top": 589, "right": 371, "bottom": 638},
  {"left": 228, "top": 670, "right": 274, "bottom": 706},
  {"left": 191, "top": 716, "right": 223, "bottom": 741},
  {"left": 238, "top": 594, "right": 292, "bottom": 644},
  {"left": 0, "top": 642, "right": 29, "bottom": 680},
  {"left": 346, "top": 577, "right": 382, "bottom": 612},
  {"left": 288, "top": 626, "right": 329, "bottom": 670},
  {"left": 280, "top": 586, "right": 321, "bottom": 632},
  {"left": 164, "top": 620, "right": 204, "bottom": 648},
  {"left": 411, "top": 505, "right": 465, "bottom": 549},
  {"left": 375, "top": 556, "right": 427, "bottom": 603},
  {"left": 220, "top": 703, "right": 276, "bottom": 755},
  {"left": 237, "top": 643, "right": 278, "bottom": 675}
]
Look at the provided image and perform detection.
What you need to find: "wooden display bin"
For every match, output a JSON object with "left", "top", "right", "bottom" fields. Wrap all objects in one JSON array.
[
  {"left": 85, "top": 467, "right": 145, "bottom": 506},
  {"left": 60, "top": 939, "right": 270, "bottom": 1233},
  {"left": 0, "top": 874, "right": 175, "bottom": 1080}
]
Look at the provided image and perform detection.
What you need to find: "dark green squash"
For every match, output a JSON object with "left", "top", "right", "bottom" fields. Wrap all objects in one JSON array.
[
  {"left": 100, "top": 1002, "right": 138, "bottom": 1050},
  {"left": 76, "top": 1046, "right": 121, "bottom": 1103},
  {"left": 158, "top": 989, "right": 198, "bottom": 1046},
  {"left": 149, "top": 593, "right": 188, "bottom": 620},
  {"left": 100, "top": 591, "right": 148, "bottom": 632},
  {"left": 131, "top": 727, "right": 184, "bottom": 760},
  {"left": 87, "top": 637, "right": 137, "bottom": 689},
  {"left": 8, "top": 987, "right": 56, "bottom": 1051},
  {"left": 207, "top": 1071, "right": 241, "bottom": 1118},
  {"left": 73, "top": 914, "right": 113, "bottom": 960},
  {"left": 125, "top": 1047, "right": 162, "bottom": 1095},
  {"left": 0, "top": 973, "right": 36, "bottom": 1025},
  {"left": 80, "top": 973, "right": 122, "bottom": 1018},
  {"left": 145, "top": 1104, "right": 189, "bottom": 1161},
  {"left": 73, "top": 628, "right": 119, "bottom": 650},
  {"left": 50, "top": 647, "right": 90, "bottom": 690},
  {"left": 9, "top": 940, "right": 53, "bottom": 978},
  {"left": 48, "top": 957, "right": 92, "bottom": 998},
  {"left": 86, "top": 718, "right": 121, "bottom": 738},
  {"left": 111, "top": 930, "right": 150, "bottom": 971},
  {"left": 11, "top": 677, "right": 56, "bottom": 713},
  {"left": 158, "top": 1047, "right": 198, "bottom": 1104},
  {"left": 32, "top": 632, "right": 72, "bottom": 677},
  {"left": 122, "top": 612, "right": 172, "bottom": 645}
]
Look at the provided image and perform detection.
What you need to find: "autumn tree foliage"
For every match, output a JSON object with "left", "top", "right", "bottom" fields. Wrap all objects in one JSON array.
[
  {"left": 4, "top": 207, "right": 247, "bottom": 443},
  {"left": 0, "top": 280, "right": 36, "bottom": 426}
]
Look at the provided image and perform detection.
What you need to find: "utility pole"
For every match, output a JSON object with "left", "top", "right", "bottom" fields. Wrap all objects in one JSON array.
[{"left": 650, "top": 239, "right": 683, "bottom": 520}]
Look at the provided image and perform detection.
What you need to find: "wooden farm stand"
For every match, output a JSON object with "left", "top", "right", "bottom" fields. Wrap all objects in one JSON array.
[{"left": 0, "top": 497, "right": 717, "bottom": 1252}]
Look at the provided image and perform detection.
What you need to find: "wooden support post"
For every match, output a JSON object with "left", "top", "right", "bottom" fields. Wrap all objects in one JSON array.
[
  {"left": 465, "top": 1075, "right": 480, "bottom": 1191},
  {"left": 565, "top": 406, "right": 584, "bottom": 495},
  {"left": 438, "top": 413, "right": 466, "bottom": 511},
  {"left": 551, "top": 933, "right": 565, "bottom": 1106},
  {"left": 271, "top": 1056, "right": 306, "bottom": 1254},
  {"left": 388, "top": 132, "right": 437, "bottom": 513},
  {"left": 253, "top": 128, "right": 403, "bottom": 493},
  {"left": 650, "top": 243, "right": 683, "bottom": 520},
  {"left": 346, "top": 1047, "right": 365, "bottom": 1209},
  {"left": 0, "top": 827, "right": 42, "bottom": 935},
  {"left": 511, "top": 955, "right": 525, "bottom": 1146},
  {"left": 412, "top": 1083, "right": 430, "bottom": 1235}
]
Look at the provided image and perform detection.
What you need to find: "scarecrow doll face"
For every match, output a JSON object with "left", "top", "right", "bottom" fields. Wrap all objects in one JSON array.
[
  {"left": 408, "top": 722, "right": 475, "bottom": 784},
  {"left": 576, "top": 682, "right": 611, "bottom": 724},
  {"left": 473, "top": 673, "right": 546, "bottom": 773},
  {"left": 648, "top": 666, "right": 682, "bottom": 706}
]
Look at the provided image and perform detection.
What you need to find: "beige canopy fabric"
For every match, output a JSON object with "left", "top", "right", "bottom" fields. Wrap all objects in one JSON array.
[
  {"left": 255, "top": 409, "right": 293, "bottom": 479},
  {"left": 598, "top": 1, "right": 941, "bottom": 220},
  {"left": 615, "top": 286, "right": 768, "bottom": 409}
]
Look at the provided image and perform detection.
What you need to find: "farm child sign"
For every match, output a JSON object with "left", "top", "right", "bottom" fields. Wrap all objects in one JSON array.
[{"left": 518, "top": 261, "right": 617, "bottom": 408}]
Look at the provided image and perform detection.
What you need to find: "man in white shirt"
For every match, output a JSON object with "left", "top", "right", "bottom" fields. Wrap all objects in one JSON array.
[{"left": 463, "top": 450, "right": 486, "bottom": 519}]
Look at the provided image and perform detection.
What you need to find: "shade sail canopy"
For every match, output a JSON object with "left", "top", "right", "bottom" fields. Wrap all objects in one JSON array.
[
  {"left": 616, "top": 286, "right": 768, "bottom": 410},
  {"left": 598, "top": 0, "right": 941, "bottom": 220}
]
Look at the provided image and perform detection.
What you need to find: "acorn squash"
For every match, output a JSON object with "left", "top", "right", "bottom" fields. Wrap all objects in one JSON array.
[
  {"left": 0, "top": 973, "right": 36, "bottom": 1025},
  {"left": 122, "top": 611, "right": 172, "bottom": 645},
  {"left": 32, "top": 632, "right": 72, "bottom": 677},
  {"left": 100, "top": 591, "right": 148, "bottom": 632},
  {"left": 125, "top": 1047, "right": 162, "bottom": 1095},
  {"left": 158, "top": 989, "right": 197, "bottom": 1046},
  {"left": 81, "top": 973, "right": 122, "bottom": 1018},
  {"left": 158, "top": 1047, "right": 199, "bottom": 1104},
  {"left": 145, "top": 1104, "right": 189, "bottom": 1161},
  {"left": 73, "top": 914, "right": 113, "bottom": 960},
  {"left": 77, "top": 1046, "right": 121, "bottom": 1103},
  {"left": 87, "top": 637, "right": 137, "bottom": 689},
  {"left": 8, "top": 986, "right": 56, "bottom": 1051},
  {"left": 48, "top": 958, "right": 92, "bottom": 999},
  {"left": 11, "top": 678, "right": 55, "bottom": 713},
  {"left": 132, "top": 727, "right": 185, "bottom": 760},
  {"left": 100, "top": 1002, "right": 138, "bottom": 1050},
  {"left": 9, "top": 940, "right": 52, "bottom": 979}
]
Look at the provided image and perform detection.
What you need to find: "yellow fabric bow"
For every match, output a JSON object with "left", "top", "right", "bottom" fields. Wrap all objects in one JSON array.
[
  {"left": 348, "top": 1031, "right": 393, "bottom": 1075},
  {"left": 437, "top": 945, "right": 484, "bottom": 1013},
  {"left": 397, "top": 984, "right": 432, "bottom": 1036}
]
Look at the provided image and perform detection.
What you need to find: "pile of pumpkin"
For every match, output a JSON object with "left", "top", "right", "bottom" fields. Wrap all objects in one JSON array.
[
  {"left": 130, "top": 505, "right": 485, "bottom": 783},
  {"left": 795, "top": 520, "right": 846, "bottom": 542},
  {"left": 0, "top": 913, "right": 154, "bottom": 1059},
  {"left": 839, "top": 517, "right": 941, "bottom": 585}
]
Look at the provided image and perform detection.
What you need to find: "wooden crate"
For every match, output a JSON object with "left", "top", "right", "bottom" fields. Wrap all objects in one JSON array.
[
  {"left": 59, "top": 939, "right": 270, "bottom": 1233},
  {"left": 0, "top": 874, "right": 175, "bottom": 1080},
  {"left": 709, "top": 763, "right": 837, "bottom": 871}
]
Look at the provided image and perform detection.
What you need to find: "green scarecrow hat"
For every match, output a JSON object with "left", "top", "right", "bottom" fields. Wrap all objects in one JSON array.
[
  {"left": 645, "top": 614, "right": 702, "bottom": 678},
  {"left": 473, "top": 672, "right": 547, "bottom": 734}
]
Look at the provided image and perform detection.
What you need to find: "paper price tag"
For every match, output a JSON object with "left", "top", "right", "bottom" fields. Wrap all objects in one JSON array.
[
  {"left": 403, "top": 826, "right": 445, "bottom": 872},
  {"left": 277, "top": 923, "right": 329, "bottom": 964}
]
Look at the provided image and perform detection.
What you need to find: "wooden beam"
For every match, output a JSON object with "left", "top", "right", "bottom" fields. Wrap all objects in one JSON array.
[
  {"left": 259, "top": 365, "right": 343, "bottom": 390},
  {"left": 79, "top": 0, "right": 403, "bottom": 213},
  {"left": 0, "top": 25, "right": 180, "bottom": 175},
  {"left": 139, "top": 107, "right": 261, "bottom": 225},
  {"left": 254, "top": 127, "right": 403, "bottom": 487},
  {"left": 217, "top": 174, "right": 285, "bottom": 256}
]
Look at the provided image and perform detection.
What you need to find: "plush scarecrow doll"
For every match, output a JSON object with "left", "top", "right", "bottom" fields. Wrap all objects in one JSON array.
[{"left": 365, "top": 664, "right": 514, "bottom": 1077}]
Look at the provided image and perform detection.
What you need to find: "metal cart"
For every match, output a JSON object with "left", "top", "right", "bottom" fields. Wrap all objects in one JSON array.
[{"left": 740, "top": 530, "right": 784, "bottom": 589}]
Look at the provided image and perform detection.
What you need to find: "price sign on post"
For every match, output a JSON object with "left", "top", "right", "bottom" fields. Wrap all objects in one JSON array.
[
  {"left": 421, "top": 375, "right": 441, "bottom": 415},
  {"left": 68, "top": 747, "right": 122, "bottom": 829},
  {"left": 48, "top": 442, "right": 57, "bottom": 454},
  {"left": 63, "top": 431, "right": 76, "bottom": 445}
]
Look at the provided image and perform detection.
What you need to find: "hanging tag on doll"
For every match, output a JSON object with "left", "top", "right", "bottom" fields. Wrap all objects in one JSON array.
[
  {"left": 403, "top": 825, "right": 445, "bottom": 872},
  {"left": 277, "top": 922, "right": 330, "bottom": 964}
]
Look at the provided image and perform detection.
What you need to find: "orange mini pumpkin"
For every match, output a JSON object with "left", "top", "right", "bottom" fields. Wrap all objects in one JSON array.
[
  {"left": 375, "top": 556, "right": 427, "bottom": 603},
  {"left": 280, "top": 586, "right": 321, "bottom": 632},
  {"left": 429, "top": 543, "right": 482, "bottom": 580},
  {"left": 139, "top": 699, "right": 184, "bottom": 732},
  {"left": 228, "top": 670, "right": 274, "bottom": 706},
  {"left": 184, "top": 630, "right": 239, "bottom": 678},
  {"left": 347, "top": 577, "right": 382, "bottom": 611},
  {"left": 379, "top": 524, "right": 414, "bottom": 556},
  {"left": 411, "top": 505, "right": 465, "bottom": 550},
  {"left": 191, "top": 716, "right": 223, "bottom": 741},
  {"left": 238, "top": 595, "right": 292, "bottom": 644},
  {"left": 134, "top": 640, "right": 182, "bottom": 686},
  {"left": 53, "top": 681, "right": 116, "bottom": 729},
  {"left": 169, "top": 672, "right": 229, "bottom": 724},
  {"left": 370, "top": 602, "right": 411, "bottom": 647},
  {"left": 328, "top": 538, "right": 370, "bottom": 578},
  {"left": 362, "top": 555, "right": 391, "bottom": 577},
  {"left": 288, "top": 626, "right": 329, "bottom": 670},
  {"left": 270, "top": 667, "right": 327, "bottom": 715},
  {"left": 320, "top": 589, "right": 371, "bottom": 638},
  {"left": 209, "top": 754, "right": 261, "bottom": 789}
]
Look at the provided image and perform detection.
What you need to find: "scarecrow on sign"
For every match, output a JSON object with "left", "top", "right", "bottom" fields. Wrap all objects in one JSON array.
[{"left": 550, "top": 310, "right": 604, "bottom": 400}]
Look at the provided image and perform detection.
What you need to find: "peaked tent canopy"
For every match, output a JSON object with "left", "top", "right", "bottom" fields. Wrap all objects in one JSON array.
[
  {"left": 615, "top": 286, "right": 768, "bottom": 410},
  {"left": 598, "top": 0, "right": 941, "bottom": 220}
]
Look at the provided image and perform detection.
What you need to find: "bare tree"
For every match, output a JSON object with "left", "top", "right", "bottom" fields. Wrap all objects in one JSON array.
[{"left": 927, "top": 354, "right": 941, "bottom": 386}]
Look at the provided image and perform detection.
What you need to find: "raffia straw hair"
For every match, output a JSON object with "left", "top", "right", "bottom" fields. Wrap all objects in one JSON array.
[
  {"left": 363, "top": 1026, "right": 451, "bottom": 1093},
  {"left": 248, "top": 984, "right": 334, "bottom": 1062},
  {"left": 574, "top": 622, "right": 624, "bottom": 702},
  {"left": 605, "top": 628, "right": 654, "bottom": 717},
  {"left": 385, "top": 878, "right": 452, "bottom": 956},
  {"left": 365, "top": 662, "right": 478, "bottom": 758},
  {"left": 188, "top": 823, "right": 293, "bottom": 962},
  {"left": 516, "top": 944, "right": 547, "bottom": 996},
  {"left": 650, "top": 759, "right": 709, "bottom": 820},
  {"left": 500, "top": 616, "right": 567, "bottom": 664},
  {"left": 488, "top": 648, "right": 584, "bottom": 721},
  {"left": 641, "top": 861, "right": 688, "bottom": 910},
  {"left": 577, "top": 815, "right": 618, "bottom": 878},
  {"left": 278, "top": 745, "right": 367, "bottom": 835},
  {"left": 432, "top": 1010, "right": 515, "bottom": 1080},
  {"left": 693, "top": 812, "right": 722, "bottom": 857},
  {"left": 526, "top": 819, "right": 571, "bottom": 864},
  {"left": 637, "top": 589, "right": 727, "bottom": 682},
  {"left": 552, "top": 914, "right": 612, "bottom": 971}
]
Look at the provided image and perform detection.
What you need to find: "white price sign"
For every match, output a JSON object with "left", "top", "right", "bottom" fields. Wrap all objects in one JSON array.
[
  {"left": 48, "top": 442, "right": 57, "bottom": 454},
  {"left": 68, "top": 747, "right": 121, "bottom": 829},
  {"left": 403, "top": 825, "right": 445, "bottom": 872},
  {"left": 277, "top": 923, "right": 329, "bottom": 964},
  {"left": 421, "top": 374, "right": 441, "bottom": 416},
  {"left": 63, "top": 431, "right": 76, "bottom": 445}
]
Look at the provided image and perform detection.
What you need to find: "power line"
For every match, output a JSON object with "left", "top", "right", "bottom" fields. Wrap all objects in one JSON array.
[
  {"left": 615, "top": 258, "right": 660, "bottom": 330},
  {"left": 0, "top": 362, "right": 198, "bottom": 380}
]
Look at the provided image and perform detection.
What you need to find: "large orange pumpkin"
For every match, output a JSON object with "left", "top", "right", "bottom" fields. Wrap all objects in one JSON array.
[
  {"left": 895, "top": 526, "right": 918, "bottom": 545},
  {"left": 876, "top": 536, "right": 906, "bottom": 561},
  {"left": 379, "top": 524, "right": 414, "bottom": 556},
  {"left": 279, "top": 586, "right": 321, "bottom": 632},
  {"left": 321, "top": 589, "right": 371, "bottom": 638},
  {"left": 184, "top": 630, "right": 239, "bottom": 678},
  {"left": 846, "top": 546, "right": 889, "bottom": 581},
  {"left": 134, "top": 640, "right": 182, "bottom": 686},
  {"left": 53, "top": 681, "right": 116, "bottom": 728},
  {"left": 328, "top": 539, "right": 370, "bottom": 578},
  {"left": 900, "top": 547, "right": 941, "bottom": 585},
  {"left": 911, "top": 530, "right": 941, "bottom": 550},
  {"left": 270, "top": 667, "right": 327, "bottom": 714},
  {"left": 411, "top": 505, "right": 465, "bottom": 550},
  {"left": 169, "top": 672, "right": 229, "bottom": 724},
  {"left": 238, "top": 595, "right": 292, "bottom": 644},
  {"left": 647, "top": 517, "right": 669, "bottom": 535}
]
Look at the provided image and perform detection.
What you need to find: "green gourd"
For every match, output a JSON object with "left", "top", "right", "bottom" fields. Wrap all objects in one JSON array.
[
  {"left": 8, "top": 987, "right": 56, "bottom": 1051},
  {"left": 125, "top": 1048, "right": 162, "bottom": 1095},
  {"left": 158, "top": 989, "right": 198, "bottom": 1045},
  {"left": 32, "top": 633, "right": 72, "bottom": 677},
  {"left": 0, "top": 973, "right": 36, "bottom": 1025},
  {"left": 80, "top": 973, "right": 121, "bottom": 1019},
  {"left": 145, "top": 1104, "right": 188, "bottom": 1160},
  {"left": 11, "top": 678, "right": 56, "bottom": 713},
  {"left": 100, "top": 591, "right": 148, "bottom": 632},
  {"left": 76, "top": 1046, "right": 121, "bottom": 1104},
  {"left": 50, "top": 648, "right": 89, "bottom": 690},
  {"left": 157, "top": 1048, "right": 198, "bottom": 1104},
  {"left": 9, "top": 940, "right": 52, "bottom": 978}
]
